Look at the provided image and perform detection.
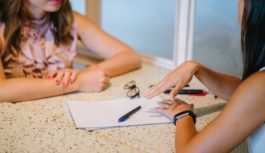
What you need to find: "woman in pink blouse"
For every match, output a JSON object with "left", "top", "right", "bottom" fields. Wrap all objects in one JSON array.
[{"left": 0, "top": 0, "right": 142, "bottom": 102}]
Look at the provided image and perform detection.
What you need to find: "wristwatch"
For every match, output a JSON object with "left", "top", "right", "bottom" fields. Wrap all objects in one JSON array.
[{"left": 173, "top": 110, "right": 196, "bottom": 125}]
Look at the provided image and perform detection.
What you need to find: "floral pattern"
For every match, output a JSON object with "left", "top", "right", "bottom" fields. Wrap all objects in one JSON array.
[{"left": 0, "top": 15, "right": 77, "bottom": 78}]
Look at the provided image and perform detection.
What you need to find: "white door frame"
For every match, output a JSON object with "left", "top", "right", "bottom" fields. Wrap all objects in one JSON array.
[{"left": 173, "top": 0, "right": 196, "bottom": 66}]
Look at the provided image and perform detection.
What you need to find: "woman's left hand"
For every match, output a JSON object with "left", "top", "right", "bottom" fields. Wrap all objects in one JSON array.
[
  {"left": 157, "top": 98, "right": 194, "bottom": 119},
  {"left": 47, "top": 68, "right": 80, "bottom": 88}
]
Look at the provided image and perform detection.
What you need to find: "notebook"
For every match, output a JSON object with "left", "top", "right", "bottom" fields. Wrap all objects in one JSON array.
[{"left": 67, "top": 97, "right": 171, "bottom": 130}]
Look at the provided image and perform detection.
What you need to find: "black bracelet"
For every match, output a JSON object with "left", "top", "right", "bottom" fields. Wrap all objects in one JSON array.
[{"left": 173, "top": 110, "right": 196, "bottom": 125}]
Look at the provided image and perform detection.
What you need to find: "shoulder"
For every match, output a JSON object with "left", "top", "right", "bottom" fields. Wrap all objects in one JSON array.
[
  {"left": 233, "top": 71, "right": 265, "bottom": 117},
  {"left": 241, "top": 71, "right": 265, "bottom": 91},
  {"left": 238, "top": 71, "right": 265, "bottom": 99},
  {"left": 73, "top": 12, "right": 89, "bottom": 26},
  {"left": 72, "top": 12, "right": 98, "bottom": 33}
]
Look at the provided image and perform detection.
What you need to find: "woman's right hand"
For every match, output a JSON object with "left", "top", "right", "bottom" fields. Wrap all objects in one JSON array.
[
  {"left": 75, "top": 68, "right": 111, "bottom": 92},
  {"left": 144, "top": 61, "right": 199, "bottom": 99}
]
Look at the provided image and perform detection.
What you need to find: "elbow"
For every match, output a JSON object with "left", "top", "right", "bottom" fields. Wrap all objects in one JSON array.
[
  {"left": 134, "top": 54, "right": 143, "bottom": 69},
  {"left": 176, "top": 145, "right": 198, "bottom": 153},
  {"left": 129, "top": 51, "right": 142, "bottom": 69}
]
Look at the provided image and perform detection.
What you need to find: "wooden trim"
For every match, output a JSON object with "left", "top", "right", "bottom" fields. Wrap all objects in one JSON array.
[{"left": 86, "top": 0, "right": 101, "bottom": 25}]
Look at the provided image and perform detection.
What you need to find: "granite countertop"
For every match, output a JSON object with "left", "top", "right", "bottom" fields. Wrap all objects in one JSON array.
[{"left": 0, "top": 63, "right": 247, "bottom": 153}]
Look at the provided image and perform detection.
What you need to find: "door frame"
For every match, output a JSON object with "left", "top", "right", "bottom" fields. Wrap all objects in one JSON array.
[{"left": 173, "top": 0, "right": 196, "bottom": 66}]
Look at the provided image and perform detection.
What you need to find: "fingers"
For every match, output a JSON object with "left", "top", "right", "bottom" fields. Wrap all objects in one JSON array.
[
  {"left": 144, "top": 79, "right": 171, "bottom": 99},
  {"left": 54, "top": 71, "right": 64, "bottom": 85},
  {"left": 170, "top": 83, "right": 182, "bottom": 99},
  {"left": 47, "top": 71, "right": 57, "bottom": 79},
  {"left": 158, "top": 100, "right": 175, "bottom": 109},
  {"left": 62, "top": 71, "right": 71, "bottom": 87},
  {"left": 69, "top": 70, "right": 79, "bottom": 84},
  {"left": 100, "top": 73, "right": 111, "bottom": 91},
  {"left": 174, "top": 98, "right": 189, "bottom": 105},
  {"left": 156, "top": 100, "right": 176, "bottom": 117},
  {"left": 156, "top": 107, "right": 168, "bottom": 114},
  {"left": 156, "top": 98, "right": 194, "bottom": 118},
  {"left": 101, "top": 80, "right": 111, "bottom": 91},
  {"left": 93, "top": 70, "right": 111, "bottom": 92},
  {"left": 48, "top": 69, "right": 79, "bottom": 88}
]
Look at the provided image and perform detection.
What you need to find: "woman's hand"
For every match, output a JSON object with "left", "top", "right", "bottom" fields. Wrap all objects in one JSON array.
[
  {"left": 75, "top": 68, "right": 111, "bottom": 92},
  {"left": 145, "top": 61, "right": 199, "bottom": 99},
  {"left": 157, "top": 98, "right": 194, "bottom": 119},
  {"left": 48, "top": 68, "right": 80, "bottom": 88}
]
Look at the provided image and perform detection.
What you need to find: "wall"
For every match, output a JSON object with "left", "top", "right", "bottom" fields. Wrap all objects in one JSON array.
[
  {"left": 101, "top": 0, "right": 176, "bottom": 60},
  {"left": 193, "top": 0, "right": 242, "bottom": 76},
  {"left": 70, "top": 0, "right": 86, "bottom": 15},
  {"left": 70, "top": 0, "right": 242, "bottom": 75}
]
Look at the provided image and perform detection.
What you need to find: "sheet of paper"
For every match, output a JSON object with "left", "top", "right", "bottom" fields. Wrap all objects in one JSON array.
[{"left": 67, "top": 97, "right": 171, "bottom": 130}]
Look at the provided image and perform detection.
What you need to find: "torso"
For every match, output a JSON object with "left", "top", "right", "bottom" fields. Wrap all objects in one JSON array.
[
  {"left": 0, "top": 15, "right": 78, "bottom": 78},
  {"left": 247, "top": 67, "right": 265, "bottom": 153},
  {"left": 248, "top": 124, "right": 265, "bottom": 153}
]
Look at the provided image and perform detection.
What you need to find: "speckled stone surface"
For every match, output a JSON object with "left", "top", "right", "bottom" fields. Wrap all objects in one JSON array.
[{"left": 0, "top": 63, "right": 248, "bottom": 153}]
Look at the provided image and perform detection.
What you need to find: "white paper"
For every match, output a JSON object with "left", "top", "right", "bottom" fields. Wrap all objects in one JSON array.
[{"left": 67, "top": 97, "right": 171, "bottom": 130}]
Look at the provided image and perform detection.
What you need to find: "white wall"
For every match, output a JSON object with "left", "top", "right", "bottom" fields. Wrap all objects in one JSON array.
[{"left": 101, "top": 0, "right": 176, "bottom": 60}]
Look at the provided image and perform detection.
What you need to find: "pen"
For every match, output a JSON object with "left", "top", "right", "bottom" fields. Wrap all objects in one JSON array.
[
  {"left": 118, "top": 106, "right": 142, "bottom": 122},
  {"left": 178, "top": 89, "right": 204, "bottom": 94},
  {"left": 164, "top": 89, "right": 207, "bottom": 96}
]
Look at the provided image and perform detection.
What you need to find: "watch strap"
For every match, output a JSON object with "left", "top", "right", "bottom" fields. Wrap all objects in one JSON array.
[{"left": 173, "top": 110, "right": 196, "bottom": 125}]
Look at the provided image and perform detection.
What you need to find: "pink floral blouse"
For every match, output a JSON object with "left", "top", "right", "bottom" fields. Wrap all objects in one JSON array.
[{"left": 0, "top": 15, "right": 78, "bottom": 78}]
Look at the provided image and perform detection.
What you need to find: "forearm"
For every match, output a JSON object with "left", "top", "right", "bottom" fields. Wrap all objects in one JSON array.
[
  {"left": 0, "top": 78, "right": 78, "bottom": 103},
  {"left": 175, "top": 117, "right": 197, "bottom": 153},
  {"left": 96, "top": 51, "right": 142, "bottom": 77},
  {"left": 192, "top": 61, "right": 241, "bottom": 100}
]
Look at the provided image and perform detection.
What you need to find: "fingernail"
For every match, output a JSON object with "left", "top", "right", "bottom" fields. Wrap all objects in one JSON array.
[
  {"left": 70, "top": 79, "right": 74, "bottom": 83},
  {"left": 56, "top": 80, "right": 60, "bottom": 85},
  {"left": 63, "top": 82, "right": 68, "bottom": 87}
]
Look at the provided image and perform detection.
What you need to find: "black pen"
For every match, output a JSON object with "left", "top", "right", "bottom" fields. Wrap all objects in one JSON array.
[
  {"left": 118, "top": 106, "right": 142, "bottom": 122},
  {"left": 178, "top": 89, "right": 204, "bottom": 94},
  {"left": 163, "top": 84, "right": 190, "bottom": 94},
  {"left": 164, "top": 89, "right": 206, "bottom": 96}
]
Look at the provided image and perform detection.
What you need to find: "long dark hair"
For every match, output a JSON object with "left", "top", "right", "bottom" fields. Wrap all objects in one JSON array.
[
  {"left": 241, "top": 0, "right": 265, "bottom": 79},
  {"left": 0, "top": 0, "right": 74, "bottom": 60}
]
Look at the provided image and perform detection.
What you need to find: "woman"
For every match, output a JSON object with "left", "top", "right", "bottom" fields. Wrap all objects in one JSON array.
[
  {"left": 145, "top": 0, "right": 265, "bottom": 152},
  {"left": 0, "top": 0, "right": 142, "bottom": 102}
]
